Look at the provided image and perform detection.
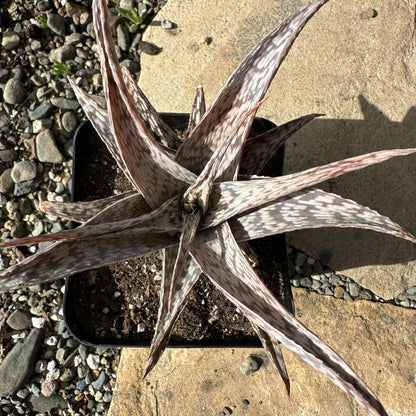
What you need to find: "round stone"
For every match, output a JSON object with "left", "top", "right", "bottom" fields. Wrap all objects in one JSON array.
[
  {"left": 4, "top": 78, "right": 25, "bottom": 105},
  {"left": 348, "top": 282, "right": 361, "bottom": 297},
  {"left": 11, "top": 160, "right": 38, "bottom": 183},
  {"left": 61, "top": 111, "right": 78, "bottom": 132},
  {"left": 41, "top": 380, "right": 58, "bottom": 397},
  {"left": 334, "top": 286, "right": 345, "bottom": 298},
  {"left": 86, "top": 354, "right": 100, "bottom": 370},
  {"left": 1, "top": 32, "right": 20, "bottom": 50},
  {"left": 240, "top": 356, "right": 262, "bottom": 375}
]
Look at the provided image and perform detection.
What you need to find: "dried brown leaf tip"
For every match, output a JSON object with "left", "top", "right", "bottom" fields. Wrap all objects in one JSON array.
[{"left": 1, "top": 0, "right": 415, "bottom": 414}]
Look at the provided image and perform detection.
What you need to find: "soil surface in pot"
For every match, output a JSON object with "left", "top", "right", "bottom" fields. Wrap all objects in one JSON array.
[{"left": 64, "top": 117, "right": 292, "bottom": 347}]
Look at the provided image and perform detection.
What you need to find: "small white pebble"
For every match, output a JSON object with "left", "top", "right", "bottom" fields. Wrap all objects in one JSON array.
[
  {"left": 74, "top": 355, "right": 82, "bottom": 366},
  {"left": 35, "top": 360, "right": 47, "bottom": 373},
  {"left": 45, "top": 335, "right": 58, "bottom": 346},
  {"left": 86, "top": 354, "right": 100, "bottom": 370},
  {"left": 46, "top": 360, "right": 57, "bottom": 372},
  {"left": 102, "top": 307, "right": 110, "bottom": 314},
  {"left": 113, "top": 291, "right": 121, "bottom": 298},
  {"left": 32, "top": 316, "right": 45, "bottom": 328}
]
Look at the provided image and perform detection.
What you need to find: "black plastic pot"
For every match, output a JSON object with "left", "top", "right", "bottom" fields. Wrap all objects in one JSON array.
[{"left": 63, "top": 114, "right": 293, "bottom": 347}]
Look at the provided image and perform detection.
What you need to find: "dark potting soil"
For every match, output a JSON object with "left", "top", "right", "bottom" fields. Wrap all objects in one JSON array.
[{"left": 64, "top": 117, "right": 292, "bottom": 347}]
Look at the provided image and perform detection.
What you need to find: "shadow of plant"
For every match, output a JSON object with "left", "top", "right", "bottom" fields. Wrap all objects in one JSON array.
[{"left": 286, "top": 95, "right": 416, "bottom": 274}]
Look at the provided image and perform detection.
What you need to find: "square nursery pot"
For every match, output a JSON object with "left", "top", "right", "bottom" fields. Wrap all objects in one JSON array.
[{"left": 63, "top": 114, "right": 293, "bottom": 348}]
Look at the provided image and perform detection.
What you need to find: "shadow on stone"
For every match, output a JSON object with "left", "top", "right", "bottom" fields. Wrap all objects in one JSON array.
[{"left": 286, "top": 95, "right": 416, "bottom": 273}]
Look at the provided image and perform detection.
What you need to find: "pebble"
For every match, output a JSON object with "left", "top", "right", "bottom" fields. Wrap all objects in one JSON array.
[
  {"left": 64, "top": 33, "right": 83, "bottom": 46},
  {"left": 47, "top": 14, "right": 66, "bottom": 36},
  {"left": 161, "top": 19, "right": 174, "bottom": 30},
  {"left": 2, "top": 31, "right": 20, "bottom": 50},
  {"left": 240, "top": 356, "right": 262, "bottom": 375},
  {"left": 3, "top": 78, "right": 26, "bottom": 105},
  {"left": 49, "top": 44, "right": 75, "bottom": 63},
  {"left": 343, "top": 292, "right": 353, "bottom": 301},
  {"left": 50, "top": 97, "right": 80, "bottom": 111},
  {"left": 60, "top": 368, "right": 74, "bottom": 382},
  {"left": 14, "top": 176, "right": 42, "bottom": 197},
  {"left": 6, "top": 308, "right": 33, "bottom": 330},
  {"left": 27, "top": 393, "right": 68, "bottom": 413},
  {"left": 348, "top": 282, "right": 360, "bottom": 297},
  {"left": 0, "top": 329, "right": 44, "bottom": 396},
  {"left": 86, "top": 354, "right": 101, "bottom": 370},
  {"left": 11, "top": 160, "right": 38, "bottom": 183},
  {"left": 28, "top": 103, "right": 54, "bottom": 120},
  {"left": 61, "top": 111, "right": 78, "bottom": 132},
  {"left": 35, "top": 129, "right": 64, "bottom": 163},
  {"left": 333, "top": 286, "right": 345, "bottom": 298},
  {"left": 65, "top": 2, "right": 89, "bottom": 25},
  {"left": 45, "top": 335, "right": 58, "bottom": 346},
  {"left": 0, "top": 169, "right": 13, "bottom": 193},
  {"left": 35, "top": 360, "right": 47, "bottom": 373},
  {"left": 300, "top": 277, "right": 312, "bottom": 288},
  {"left": 76, "top": 379, "right": 87, "bottom": 392},
  {"left": 117, "top": 24, "right": 130, "bottom": 51},
  {"left": 41, "top": 379, "right": 58, "bottom": 397},
  {"left": 91, "top": 371, "right": 107, "bottom": 390}
]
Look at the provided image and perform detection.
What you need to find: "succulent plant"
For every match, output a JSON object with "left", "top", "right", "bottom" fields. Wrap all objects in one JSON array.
[{"left": 0, "top": 0, "right": 415, "bottom": 414}]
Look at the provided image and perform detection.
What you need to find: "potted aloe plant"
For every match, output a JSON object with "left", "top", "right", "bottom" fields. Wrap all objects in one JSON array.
[
  {"left": 0, "top": 0, "right": 415, "bottom": 414},
  {"left": 64, "top": 113, "right": 292, "bottom": 349}
]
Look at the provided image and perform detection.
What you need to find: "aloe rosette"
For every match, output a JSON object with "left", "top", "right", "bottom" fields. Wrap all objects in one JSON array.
[{"left": 1, "top": 1, "right": 415, "bottom": 415}]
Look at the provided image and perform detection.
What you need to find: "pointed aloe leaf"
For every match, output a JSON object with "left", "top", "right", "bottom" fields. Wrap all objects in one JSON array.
[
  {"left": 240, "top": 113, "right": 323, "bottom": 175},
  {"left": 191, "top": 223, "right": 388, "bottom": 416},
  {"left": 187, "top": 86, "right": 206, "bottom": 133},
  {"left": 230, "top": 188, "right": 416, "bottom": 243},
  {"left": 176, "top": 0, "right": 329, "bottom": 180},
  {"left": 144, "top": 250, "right": 202, "bottom": 378},
  {"left": 40, "top": 191, "right": 137, "bottom": 223},
  {"left": 121, "top": 66, "right": 180, "bottom": 149},
  {"left": 0, "top": 195, "right": 182, "bottom": 249},
  {"left": 93, "top": 0, "right": 195, "bottom": 208},
  {"left": 203, "top": 148, "right": 416, "bottom": 228},
  {"left": 251, "top": 324, "right": 290, "bottom": 398},
  {"left": 0, "top": 187, "right": 176, "bottom": 292},
  {"left": 0, "top": 229, "right": 177, "bottom": 293},
  {"left": 167, "top": 213, "right": 201, "bottom": 310},
  {"left": 68, "top": 78, "right": 131, "bottom": 175}
]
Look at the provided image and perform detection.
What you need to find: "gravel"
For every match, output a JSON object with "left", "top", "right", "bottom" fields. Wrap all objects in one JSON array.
[
  {"left": 0, "top": 0, "right": 165, "bottom": 413},
  {"left": 288, "top": 245, "right": 416, "bottom": 308}
]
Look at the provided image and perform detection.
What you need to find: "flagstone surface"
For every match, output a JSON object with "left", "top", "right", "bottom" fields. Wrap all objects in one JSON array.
[
  {"left": 108, "top": 288, "right": 416, "bottom": 416},
  {"left": 139, "top": 0, "right": 416, "bottom": 299}
]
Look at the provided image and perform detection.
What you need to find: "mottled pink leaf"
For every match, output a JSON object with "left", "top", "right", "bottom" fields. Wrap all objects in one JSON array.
[
  {"left": 144, "top": 250, "right": 201, "bottom": 378},
  {"left": 176, "top": 0, "right": 329, "bottom": 181},
  {"left": 240, "top": 113, "right": 323, "bottom": 175},
  {"left": 0, "top": 230, "right": 177, "bottom": 293},
  {"left": 231, "top": 188, "right": 416, "bottom": 243},
  {"left": 121, "top": 66, "right": 180, "bottom": 149},
  {"left": 251, "top": 324, "right": 290, "bottom": 398},
  {"left": 0, "top": 195, "right": 182, "bottom": 248},
  {"left": 203, "top": 148, "right": 416, "bottom": 228},
  {"left": 94, "top": 0, "right": 195, "bottom": 207},
  {"left": 187, "top": 86, "right": 206, "bottom": 133},
  {"left": 168, "top": 214, "right": 201, "bottom": 310},
  {"left": 40, "top": 191, "right": 137, "bottom": 223},
  {"left": 191, "top": 223, "right": 388, "bottom": 416}
]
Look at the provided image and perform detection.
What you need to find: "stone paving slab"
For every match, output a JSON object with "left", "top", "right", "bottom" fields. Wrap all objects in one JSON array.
[
  {"left": 139, "top": 0, "right": 416, "bottom": 299},
  {"left": 108, "top": 288, "right": 416, "bottom": 416}
]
